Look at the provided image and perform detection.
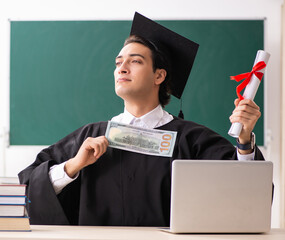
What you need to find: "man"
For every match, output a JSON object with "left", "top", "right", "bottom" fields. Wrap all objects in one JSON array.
[{"left": 18, "top": 12, "right": 263, "bottom": 226}]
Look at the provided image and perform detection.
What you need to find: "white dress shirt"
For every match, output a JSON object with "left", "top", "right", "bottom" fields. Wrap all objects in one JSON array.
[{"left": 49, "top": 105, "right": 254, "bottom": 194}]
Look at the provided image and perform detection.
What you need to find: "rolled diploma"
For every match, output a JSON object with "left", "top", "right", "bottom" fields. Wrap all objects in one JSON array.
[{"left": 228, "top": 50, "right": 270, "bottom": 138}]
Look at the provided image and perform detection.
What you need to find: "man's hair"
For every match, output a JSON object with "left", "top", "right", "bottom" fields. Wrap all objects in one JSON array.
[{"left": 123, "top": 35, "right": 171, "bottom": 107}]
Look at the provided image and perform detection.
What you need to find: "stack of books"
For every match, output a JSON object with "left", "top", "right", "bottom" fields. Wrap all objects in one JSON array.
[{"left": 0, "top": 182, "right": 31, "bottom": 231}]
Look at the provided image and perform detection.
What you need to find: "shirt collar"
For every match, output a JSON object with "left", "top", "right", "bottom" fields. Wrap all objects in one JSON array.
[{"left": 122, "top": 105, "right": 164, "bottom": 129}]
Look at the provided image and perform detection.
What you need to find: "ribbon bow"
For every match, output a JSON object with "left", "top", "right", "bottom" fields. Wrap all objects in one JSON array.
[{"left": 230, "top": 61, "right": 266, "bottom": 100}]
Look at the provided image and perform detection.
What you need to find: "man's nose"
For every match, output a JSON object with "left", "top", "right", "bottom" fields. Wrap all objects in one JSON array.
[{"left": 118, "top": 62, "right": 129, "bottom": 74}]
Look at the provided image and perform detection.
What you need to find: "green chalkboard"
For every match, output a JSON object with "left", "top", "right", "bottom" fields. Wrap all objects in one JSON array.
[{"left": 10, "top": 20, "right": 264, "bottom": 146}]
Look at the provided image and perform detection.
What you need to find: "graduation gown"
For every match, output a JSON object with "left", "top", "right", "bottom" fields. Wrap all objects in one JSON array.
[{"left": 18, "top": 117, "right": 264, "bottom": 226}]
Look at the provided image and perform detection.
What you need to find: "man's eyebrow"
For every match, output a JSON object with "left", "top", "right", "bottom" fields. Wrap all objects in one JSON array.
[{"left": 115, "top": 53, "right": 146, "bottom": 59}]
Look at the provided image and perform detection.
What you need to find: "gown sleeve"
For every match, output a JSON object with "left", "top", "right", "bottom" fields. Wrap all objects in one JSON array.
[
  {"left": 174, "top": 119, "right": 264, "bottom": 161},
  {"left": 18, "top": 122, "right": 104, "bottom": 225}
]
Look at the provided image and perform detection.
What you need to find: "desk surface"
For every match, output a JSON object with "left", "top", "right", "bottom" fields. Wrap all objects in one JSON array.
[{"left": 0, "top": 226, "right": 284, "bottom": 240}]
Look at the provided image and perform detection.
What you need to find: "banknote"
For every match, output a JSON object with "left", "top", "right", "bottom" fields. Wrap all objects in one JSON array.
[{"left": 105, "top": 121, "right": 177, "bottom": 157}]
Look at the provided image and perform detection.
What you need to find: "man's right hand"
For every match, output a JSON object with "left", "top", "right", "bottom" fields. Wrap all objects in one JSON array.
[{"left": 65, "top": 136, "right": 109, "bottom": 178}]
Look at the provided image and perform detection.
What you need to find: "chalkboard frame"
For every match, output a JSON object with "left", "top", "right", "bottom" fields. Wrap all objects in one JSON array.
[{"left": 10, "top": 20, "right": 264, "bottom": 146}]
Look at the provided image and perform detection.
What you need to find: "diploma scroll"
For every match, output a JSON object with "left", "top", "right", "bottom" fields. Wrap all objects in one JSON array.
[{"left": 228, "top": 50, "right": 270, "bottom": 138}]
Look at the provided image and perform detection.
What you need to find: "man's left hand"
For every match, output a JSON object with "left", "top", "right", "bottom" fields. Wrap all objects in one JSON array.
[{"left": 229, "top": 99, "right": 261, "bottom": 152}]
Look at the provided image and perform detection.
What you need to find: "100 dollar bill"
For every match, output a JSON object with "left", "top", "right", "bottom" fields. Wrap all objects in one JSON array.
[{"left": 105, "top": 121, "right": 177, "bottom": 157}]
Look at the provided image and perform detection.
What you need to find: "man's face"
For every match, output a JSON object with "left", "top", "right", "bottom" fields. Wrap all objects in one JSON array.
[{"left": 114, "top": 42, "right": 160, "bottom": 102}]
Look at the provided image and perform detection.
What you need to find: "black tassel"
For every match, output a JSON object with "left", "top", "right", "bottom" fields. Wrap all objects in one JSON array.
[
  {"left": 178, "top": 99, "right": 184, "bottom": 119},
  {"left": 178, "top": 110, "right": 184, "bottom": 119}
]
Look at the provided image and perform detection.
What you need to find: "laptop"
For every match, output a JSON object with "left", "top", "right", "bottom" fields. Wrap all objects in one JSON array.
[{"left": 163, "top": 160, "right": 273, "bottom": 233}]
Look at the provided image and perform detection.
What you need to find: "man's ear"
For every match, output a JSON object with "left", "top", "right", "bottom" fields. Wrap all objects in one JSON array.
[{"left": 154, "top": 69, "right": 167, "bottom": 85}]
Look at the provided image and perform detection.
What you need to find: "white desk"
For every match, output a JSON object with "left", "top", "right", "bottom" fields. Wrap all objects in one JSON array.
[{"left": 0, "top": 226, "right": 285, "bottom": 240}]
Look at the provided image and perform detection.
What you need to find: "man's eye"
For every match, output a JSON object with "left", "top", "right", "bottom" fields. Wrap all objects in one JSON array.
[
  {"left": 132, "top": 60, "right": 141, "bottom": 64},
  {"left": 115, "top": 62, "right": 122, "bottom": 66}
]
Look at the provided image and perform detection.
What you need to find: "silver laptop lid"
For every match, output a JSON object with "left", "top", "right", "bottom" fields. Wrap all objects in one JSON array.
[{"left": 170, "top": 160, "right": 273, "bottom": 233}]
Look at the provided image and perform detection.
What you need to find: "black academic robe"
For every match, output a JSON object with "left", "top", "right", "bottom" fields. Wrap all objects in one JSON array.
[{"left": 18, "top": 117, "right": 264, "bottom": 226}]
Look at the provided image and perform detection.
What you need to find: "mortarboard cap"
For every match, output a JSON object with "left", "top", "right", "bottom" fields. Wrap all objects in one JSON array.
[{"left": 130, "top": 12, "right": 199, "bottom": 99}]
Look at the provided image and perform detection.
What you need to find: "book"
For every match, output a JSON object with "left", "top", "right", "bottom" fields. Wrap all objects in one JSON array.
[
  {"left": 0, "top": 195, "right": 26, "bottom": 204},
  {"left": 0, "top": 214, "right": 31, "bottom": 231},
  {"left": 0, "top": 205, "right": 25, "bottom": 216},
  {"left": 0, "top": 177, "right": 19, "bottom": 184},
  {"left": 0, "top": 184, "right": 26, "bottom": 196},
  {"left": 0, "top": 182, "right": 31, "bottom": 231}
]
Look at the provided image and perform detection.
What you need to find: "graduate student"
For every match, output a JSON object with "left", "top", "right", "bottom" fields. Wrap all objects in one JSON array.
[{"left": 19, "top": 12, "right": 264, "bottom": 226}]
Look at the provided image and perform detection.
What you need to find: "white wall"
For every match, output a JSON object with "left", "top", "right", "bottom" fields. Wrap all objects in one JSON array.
[
  {"left": 281, "top": 0, "right": 285, "bottom": 228},
  {"left": 0, "top": 0, "right": 283, "bottom": 227}
]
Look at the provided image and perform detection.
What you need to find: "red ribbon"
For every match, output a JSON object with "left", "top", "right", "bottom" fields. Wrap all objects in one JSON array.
[{"left": 230, "top": 61, "right": 266, "bottom": 100}]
